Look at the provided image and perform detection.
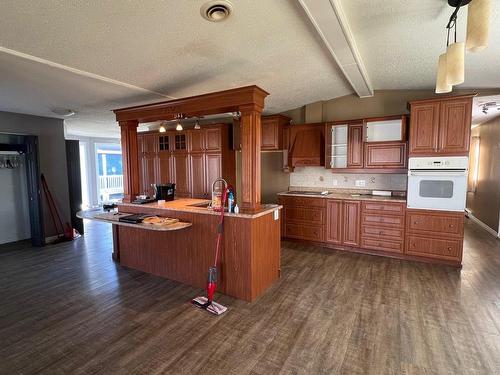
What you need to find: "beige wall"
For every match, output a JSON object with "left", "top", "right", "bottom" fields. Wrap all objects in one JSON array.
[
  {"left": 282, "top": 89, "right": 498, "bottom": 123},
  {"left": 466, "top": 116, "right": 500, "bottom": 232},
  {"left": 235, "top": 151, "right": 289, "bottom": 205}
]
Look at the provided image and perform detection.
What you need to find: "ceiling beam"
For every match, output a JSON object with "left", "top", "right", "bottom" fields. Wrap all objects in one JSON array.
[{"left": 297, "top": 0, "right": 373, "bottom": 98}]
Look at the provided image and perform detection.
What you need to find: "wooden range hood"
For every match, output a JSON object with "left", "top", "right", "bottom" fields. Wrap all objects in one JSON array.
[
  {"left": 113, "top": 85, "right": 269, "bottom": 211},
  {"left": 288, "top": 123, "right": 325, "bottom": 167}
]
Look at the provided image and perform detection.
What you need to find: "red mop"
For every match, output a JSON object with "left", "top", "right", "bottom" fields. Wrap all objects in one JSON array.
[{"left": 191, "top": 188, "right": 228, "bottom": 315}]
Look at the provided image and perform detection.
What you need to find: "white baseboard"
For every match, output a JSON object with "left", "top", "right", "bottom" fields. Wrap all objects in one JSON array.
[{"left": 465, "top": 209, "right": 499, "bottom": 238}]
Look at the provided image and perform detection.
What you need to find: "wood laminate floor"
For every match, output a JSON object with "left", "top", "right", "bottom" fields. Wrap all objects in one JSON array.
[{"left": 0, "top": 219, "right": 499, "bottom": 374}]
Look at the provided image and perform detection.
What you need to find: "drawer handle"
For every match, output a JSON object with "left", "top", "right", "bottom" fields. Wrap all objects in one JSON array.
[
  {"left": 447, "top": 247, "right": 452, "bottom": 251},
  {"left": 379, "top": 230, "right": 384, "bottom": 235},
  {"left": 449, "top": 224, "right": 454, "bottom": 228},
  {"left": 414, "top": 221, "right": 419, "bottom": 225},
  {"left": 412, "top": 243, "right": 416, "bottom": 247}
]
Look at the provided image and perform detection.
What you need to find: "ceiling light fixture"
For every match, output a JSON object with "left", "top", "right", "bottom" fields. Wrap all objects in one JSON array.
[
  {"left": 52, "top": 108, "right": 76, "bottom": 117},
  {"left": 194, "top": 120, "right": 201, "bottom": 130},
  {"left": 159, "top": 124, "right": 167, "bottom": 133},
  {"left": 176, "top": 122, "right": 183, "bottom": 131},
  {"left": 200, "top": 0, "right": 233, "bottom": 22}
]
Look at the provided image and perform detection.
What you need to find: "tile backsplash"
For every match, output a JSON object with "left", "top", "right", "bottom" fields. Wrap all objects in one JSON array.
[{"left": 289, "top": 166, "right": 407, "bottom": 191}]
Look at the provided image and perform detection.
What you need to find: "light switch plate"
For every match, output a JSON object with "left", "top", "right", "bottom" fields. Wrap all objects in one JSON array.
[
  {"left": 273, "top": 209, "right": 279, "bottom": 221},
  {"left": 355, "top": 180, "right": 366, "bottom": 187}
]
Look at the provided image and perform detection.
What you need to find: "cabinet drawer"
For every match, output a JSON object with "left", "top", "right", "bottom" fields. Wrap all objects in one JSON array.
[
  {"left": 361, "top": 238, "right": 404, "bottom": 253},
  {"left": 362, "top": 226, "right": 404, "bottom": 240},
  {"left": 284, "top": 207, "right": 324, "bottom": 224},
  {"left": 278, "top": 196, "right": 326, "bottom": 208},
  {"left": 406, "top": 211, "right": 463, "bottom": 237},
  {"left": 362, "top": 214, "right": 405, "bottom": 228},
  {"left": 285, "top": 223, "right": 324, "bottom": 242},
  {"left": 406, "top": 235, "right": 462, "bottom": 260},
  {"left": 362, "top": 201, "right": 405, "bottom": 215}
]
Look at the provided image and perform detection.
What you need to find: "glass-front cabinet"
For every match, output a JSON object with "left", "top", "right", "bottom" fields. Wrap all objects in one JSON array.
[{"left": 328, "top": 124, "right": 348, "bottom": 169}]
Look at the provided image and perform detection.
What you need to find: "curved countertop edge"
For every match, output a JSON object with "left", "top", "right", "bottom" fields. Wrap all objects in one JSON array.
[
  {"left": 277, "top": 191, "right": 407, "bottom": 203},
  {"left": 77, "top": 209, "right": 192, "bottom": 231},
  {"left": 117, "top": 201, "right": 283, "bottom": 219}
]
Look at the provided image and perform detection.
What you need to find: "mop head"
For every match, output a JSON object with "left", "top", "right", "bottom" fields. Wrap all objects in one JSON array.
[{"left": 192, "top": 296, "right": 228, "bottom": 315}]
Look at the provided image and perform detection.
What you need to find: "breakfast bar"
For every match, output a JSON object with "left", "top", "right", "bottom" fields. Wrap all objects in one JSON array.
[{"left": 109, "top": 199, "right": 281, "bottom": 302}]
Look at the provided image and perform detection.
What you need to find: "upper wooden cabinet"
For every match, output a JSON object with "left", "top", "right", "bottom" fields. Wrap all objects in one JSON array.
[
  {"left": 325, "top": 115, "right": 408, "bottom": 172},
  {"left": 261, "top": 115, "right": 290, "bottom": 150},
  {"left": 347, "top": 124, "right": 363, "bottom": 168},
  {"left": 408, "top": 95, "right": 473, "bottom": 156},
  {"left": 188, "top": 126, "right": 222, "bottom": 153}
]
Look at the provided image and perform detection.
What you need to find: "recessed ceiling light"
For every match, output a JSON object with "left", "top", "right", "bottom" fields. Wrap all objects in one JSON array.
[
  {"left": 200, "top": 0, "right": 233, "bottom": 22},
  {"left": 52, "top": 108, "right": 76, "bottom": 117}
]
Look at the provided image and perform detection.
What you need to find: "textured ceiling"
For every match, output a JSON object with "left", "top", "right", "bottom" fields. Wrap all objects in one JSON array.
[
  {"left": 342, "top": 0, "right": 500, "bottom": 90},
  {"left": 0, "top": 0, "right": 498, "bottom": 138},
  {"left": 0, "top": 0, "right": 352, "bottom": 137}
]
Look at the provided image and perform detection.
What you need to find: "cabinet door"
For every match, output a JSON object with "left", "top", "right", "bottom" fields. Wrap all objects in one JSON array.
[
  {"left": 364, "top": 142, "right": 407, "bottom": 169},
  {"left": 188, "top": 130, "right": 205, "bottom": 152},
  {"left": 205, "top": 127, "right": 222, "bottom": 152},
  {"left": 438, "top": 99, "right": 472, "bottom": 155},
  {"left": 409, "top": 102, "right": 440, "bottom": 155},
  {"left": 157, "top": 152, "right": 172, "bottom": 184},
  {"left": 173, "top": 133, "right": 188, "bottom": 152},
  {"left": 343, "top": 201, "right": 361, "bottom": 247},
  {"left": 141, "top": 133, "right": 158, "bottom": 153},
  {"left": 190, "top": 153, "right": 206, "bottom": 198},
  {"left": 261, "top": 119, "right": 280, "bottom": 150},
  {"left": 347, "top": 124, "right": 363, "bottom": 168},
  {"left": 141, "top": 155, "right": 157, "bottom": 196},
  {"left": 171, "top": 153, "right": 190, "bottom": 196},
  {"left": 326, "top": 200, "right": 343, "bottom": 245},
  {"left": 205, "top": 153, "right": 222, "bottom": 194}
]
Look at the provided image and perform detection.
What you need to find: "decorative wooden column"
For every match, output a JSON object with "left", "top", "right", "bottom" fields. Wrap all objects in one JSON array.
[
  {"left": 119, "top": 120, "right": 140, "bottom": 203},
  {"left": 240, "top": 106, "right": 262, "bottom": 211}
]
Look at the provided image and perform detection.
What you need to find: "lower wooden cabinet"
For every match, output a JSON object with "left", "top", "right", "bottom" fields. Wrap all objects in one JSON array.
[
  {"left": 343, "top": 201, "right": 361, "bottom": 247},
  {"left": 280, "top": 196, "right": 464, "bottom": 266},
  {"left": 405, "top": 209, "right": 464, "bottom": 264},
  {"left": 326, "top": 200, "right": 343, "bottom": 245},
  {"left": 360, "top": 201, "right": 406, "bottom": 254}
]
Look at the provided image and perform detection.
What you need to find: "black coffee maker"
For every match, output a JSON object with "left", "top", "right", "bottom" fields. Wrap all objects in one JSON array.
[{"left": 153, "top": 183, "right": 175, "bottom": 201}]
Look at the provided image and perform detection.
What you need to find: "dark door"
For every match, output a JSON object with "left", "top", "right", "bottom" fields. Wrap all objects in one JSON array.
[{"left": 65, "top": 140, "right": 83, "bottom": 235}]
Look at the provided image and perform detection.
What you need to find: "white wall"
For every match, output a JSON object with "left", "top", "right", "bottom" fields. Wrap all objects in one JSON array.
[
  {"left": 0, "top": 155, "right": 31, "bottom": 244},
  {"left": 0, "top": 111, "right": 70, "bottom": 238}
]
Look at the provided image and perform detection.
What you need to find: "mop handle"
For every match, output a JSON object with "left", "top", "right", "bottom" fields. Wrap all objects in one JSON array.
[{"left": 213, "top": 188, "right": 228, "bottom": 267}]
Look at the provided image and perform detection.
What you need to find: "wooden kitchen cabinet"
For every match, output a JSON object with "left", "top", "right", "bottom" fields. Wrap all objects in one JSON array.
[
  {"left": 347, "top": 124, "right": 363, "bottom": 168},
  {"left": 138, "top": 124, "right": 235, "bottom": 199},
  {"left": 343, "top": 201, "right": 361, "bottom": 247},
  {"left": 405, "top": 209, "right": 464, "bottom": 265},
  {"left": 261, "top": 115, "right": 290, "bottom": 150},
  {"left": 189, "top": 153, "right": 206, "bottom": 198},
  {"left": 326, "top": 199, "right": 343, "bottom": 245},
  {"left": 408, "top": 95, "right": 473, "bottom": 156},
  {"left": 364, "top": 142, "right": 407, "bottom": 169},
  {"left": 171, "top": 153, "right": 190, "bottom": 197}
]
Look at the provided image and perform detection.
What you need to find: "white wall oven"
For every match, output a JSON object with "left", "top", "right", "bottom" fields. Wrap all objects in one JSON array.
[{"left": 407, "top": 157, "right": 469, "bottom": 212}]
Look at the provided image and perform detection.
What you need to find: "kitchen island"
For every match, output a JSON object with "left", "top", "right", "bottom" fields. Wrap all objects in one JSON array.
[{"left": 107, "top": 199, "right": 282, "bottom": 302}]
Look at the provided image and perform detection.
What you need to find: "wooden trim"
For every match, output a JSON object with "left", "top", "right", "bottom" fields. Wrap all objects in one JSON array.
[
  {"left": 240, "top": 109, "right": 262, "bottom": 211},
  {"left": 113, "top": 85, "right": 269, "bottom": 123},
  {"left": 119, "top": 120, "right": 140, "bottom": 202},
  {"left": 407, "top": 93, "right": 477, "bottom": 109}
]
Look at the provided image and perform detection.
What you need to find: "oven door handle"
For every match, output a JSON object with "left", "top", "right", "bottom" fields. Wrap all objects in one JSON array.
[{"left": 408, "top": 171, "right": 468, "bottom": 177}]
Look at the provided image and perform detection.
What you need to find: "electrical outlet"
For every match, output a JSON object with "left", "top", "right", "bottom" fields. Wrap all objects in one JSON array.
[{"left": 355, "top": 180, "right": 366, "bottom": 187}]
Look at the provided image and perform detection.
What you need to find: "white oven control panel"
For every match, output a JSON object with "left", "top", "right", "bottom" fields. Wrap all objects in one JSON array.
[{"left": 408, "top": 156, "right": 469, "bottom": 170}]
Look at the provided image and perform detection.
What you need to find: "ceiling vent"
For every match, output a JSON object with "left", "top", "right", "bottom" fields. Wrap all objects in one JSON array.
[{"left": 200, "top": 1, "right": 233, "bottom": 22}]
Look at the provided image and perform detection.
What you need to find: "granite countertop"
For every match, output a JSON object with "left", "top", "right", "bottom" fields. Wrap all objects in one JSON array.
[
  {"left": 118, "top": 198, "right": 282, "bottom": 219},
  {"left": 278, "top": 189, "right": 407, "bottom": 203}
]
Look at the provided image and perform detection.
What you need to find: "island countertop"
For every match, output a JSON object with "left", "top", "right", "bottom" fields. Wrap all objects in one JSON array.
[{"left": 117, "top": 198, "right": 282, "bottom": 219}]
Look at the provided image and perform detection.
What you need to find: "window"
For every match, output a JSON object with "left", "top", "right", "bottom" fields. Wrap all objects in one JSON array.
[{"left": 96, "top": 143, "right": 123, "bottom": 203}]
